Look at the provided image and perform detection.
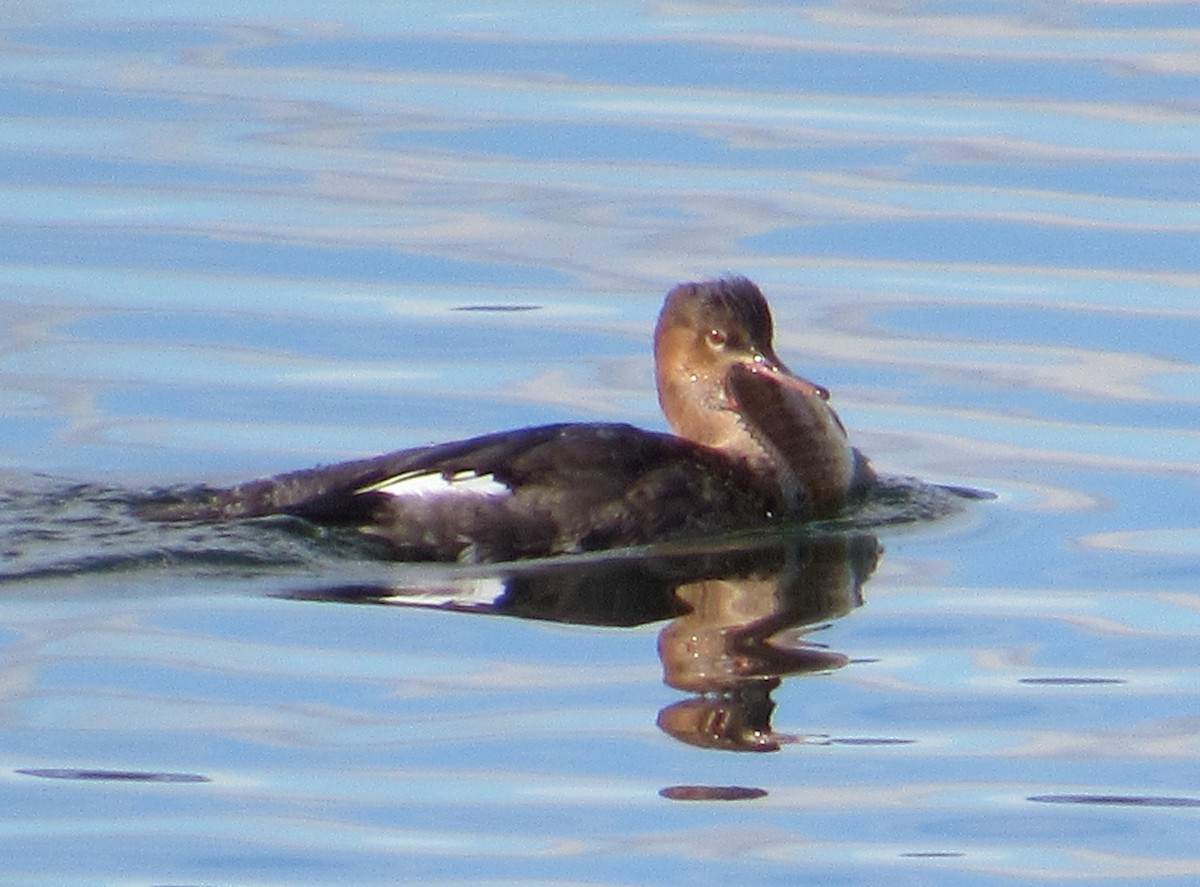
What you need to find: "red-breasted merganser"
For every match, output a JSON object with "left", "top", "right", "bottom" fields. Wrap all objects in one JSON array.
[{"left": 140, "top": 278, "right": 875, "bottom": 562}]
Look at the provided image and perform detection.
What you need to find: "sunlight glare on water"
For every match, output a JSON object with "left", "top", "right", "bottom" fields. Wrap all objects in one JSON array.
[{"left": 1, "top": 2, "right": 1199, "bottom": 886}]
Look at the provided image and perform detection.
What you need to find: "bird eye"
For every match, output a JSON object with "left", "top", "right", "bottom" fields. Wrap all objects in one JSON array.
[{"left": 707, "top": 329, "right": 727, "bottom": 349}]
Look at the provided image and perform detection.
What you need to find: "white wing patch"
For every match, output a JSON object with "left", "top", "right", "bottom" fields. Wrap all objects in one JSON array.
[
  {"left": 357, "top": 469, "right": 510, "bottom": 499},
  {"left": 377, "top": 577, "right": 508, "bottom": 610}
]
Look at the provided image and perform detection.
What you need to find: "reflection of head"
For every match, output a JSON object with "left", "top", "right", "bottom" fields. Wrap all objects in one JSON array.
[
  {"left": 654, "top": 532, "right": 877, "bottom": 751},
  {"left": 657, "top": 684, "right": 785, "bottom": 752},
  {"left": 658, "top": 576, "right": 854, "bottom": 695},
  {"left": 658, "top": 533, "right": 874, "bottom": 695}
]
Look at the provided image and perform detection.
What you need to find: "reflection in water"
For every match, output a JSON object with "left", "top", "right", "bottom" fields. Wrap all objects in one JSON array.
[
  {"left": 16, "top": 768, "right": 210, "bottom": 783},
  {"left": 659, "top": 785, "right": 768, "bottom": 802},
  {"left": 1028, "top": 795, "right": 1200, "bottom": 809},
  {"left": 657, "top": 535, "right": 872, "bottom": 752},
  {"left": 281, "top": 531, "right": 879, "bottom": 753},
  {"left": 1, "top": 4, "right": 1197, "bottom": 881}
]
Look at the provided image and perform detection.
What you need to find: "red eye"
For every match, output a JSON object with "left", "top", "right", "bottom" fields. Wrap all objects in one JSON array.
[{"left": 707, "top": 329, "right": 727, "bottom": 348}]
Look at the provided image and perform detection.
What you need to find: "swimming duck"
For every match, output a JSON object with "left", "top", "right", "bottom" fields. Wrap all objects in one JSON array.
[{"left": 140, "top": 277, "right": 874, "bottom": 562}]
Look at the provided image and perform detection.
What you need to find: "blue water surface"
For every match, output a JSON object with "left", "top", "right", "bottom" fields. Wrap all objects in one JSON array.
[{"left": 1, "top": 2, "right": 1199, "bottom": 886}]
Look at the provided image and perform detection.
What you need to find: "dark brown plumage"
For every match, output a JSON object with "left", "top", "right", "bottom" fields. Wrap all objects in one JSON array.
[{"left": 138, "top": 278, "right": 874, "bottom": 562}]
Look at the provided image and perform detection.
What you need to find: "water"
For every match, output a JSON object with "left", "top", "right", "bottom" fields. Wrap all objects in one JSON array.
[{"left": 2, "top": 2, "right": 1199, "bottom": 885}]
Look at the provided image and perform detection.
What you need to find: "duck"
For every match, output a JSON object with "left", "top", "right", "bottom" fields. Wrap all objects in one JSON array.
[{"left": 139, "top": 277, "right": 875, "bottom": 562}]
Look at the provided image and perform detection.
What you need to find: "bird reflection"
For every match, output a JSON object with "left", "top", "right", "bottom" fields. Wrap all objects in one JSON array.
[
  {"left": 656, "top": 534, "right": 874, "bottom": 751},
  {"left": 280, "top": 530, "right": 879, "bottom": 752}
]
